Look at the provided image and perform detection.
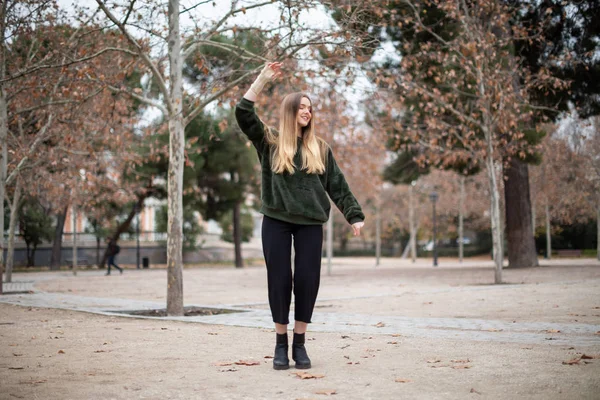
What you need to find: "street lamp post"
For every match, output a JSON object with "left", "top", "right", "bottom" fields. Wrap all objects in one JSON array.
[{"left": 429, "top": 191, "right": 439, "bottom": 267}]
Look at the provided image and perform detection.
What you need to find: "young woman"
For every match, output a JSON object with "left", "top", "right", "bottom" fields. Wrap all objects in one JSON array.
[{"left": 235, "top": 62, "right": 365, "bottom": 370}]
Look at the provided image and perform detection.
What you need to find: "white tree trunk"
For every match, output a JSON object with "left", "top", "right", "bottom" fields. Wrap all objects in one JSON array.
[
  {"left": 72, "top": 205, "right": 78, "bottom": 276},
  {"left": 0, "top": 89, "right": 6, "bottom": 294},
  {"left": 486, "top": 155, "right": 503, "bottom": 284},
  {"left": 166, "top": 0, "right": 184, "bottom": 316},
  {"left": 459, "top": 176, "right": 465, "bottom": 263},
  {"left": 409, "top": 184, "right": 417, "bottom": 263},
  {"left": 326, "top": 208, "right": 333, "bottom": 276},
  {"left": 5, "top": 178, "right": 22, "bottom": 282},
  {"left": 0, "top": 1, "right": 7, "bottom": 294},
  {"left": 530, "top": 184, "right": 536, "bottom": 236},
  {"left": 545, "top": 200, "right": 551, "bottom": 260},
  {"left": 375, "top": 202, "right": 381, "bottom": 266}
]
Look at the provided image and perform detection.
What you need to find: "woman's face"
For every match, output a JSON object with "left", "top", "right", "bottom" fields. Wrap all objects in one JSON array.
[{"left": 296, "top": 97, "right": 312, "bottom": 128}]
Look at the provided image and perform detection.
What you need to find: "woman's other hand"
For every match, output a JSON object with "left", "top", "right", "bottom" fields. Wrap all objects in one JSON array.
[{"left": 352, "top": 221, "right": 364, "bottom": 236}]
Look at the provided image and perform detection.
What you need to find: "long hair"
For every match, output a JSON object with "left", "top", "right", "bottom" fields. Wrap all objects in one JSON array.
[{"left": 264, "top": 92, "right": 328, "bottom": 174}]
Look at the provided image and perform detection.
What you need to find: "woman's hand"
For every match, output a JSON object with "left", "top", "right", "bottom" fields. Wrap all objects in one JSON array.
[
  {"left": 352, "top": 221, "right": 364, "bottom": 236},
  {"left": 249, "top": 62, "right": 283, "bottom": 95}
]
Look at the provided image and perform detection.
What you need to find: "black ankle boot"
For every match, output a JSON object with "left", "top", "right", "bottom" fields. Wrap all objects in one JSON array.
[
  {"left": 292, "top": 332, "right": 311, "bottom": 369},
  {"left": 273, "top": 333, "right": 289, "bottom": 370}
]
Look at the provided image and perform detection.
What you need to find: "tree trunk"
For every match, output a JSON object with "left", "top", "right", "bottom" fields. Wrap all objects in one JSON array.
[
  {"left": 72, "top": 205, "right": 77, "bottom": 276},
  {"left": 597, "top": 203, "right": 599, "bottom": 262},
  {"left": 0, "top": 0, "right": 8, "bottom": 295},
  {"left": 96, "top": 236, "right": 100, "bottom": 267},
  {"left": 5, "top": 177, "right": 22, "bottom": 282},
  {"left": 326, "top": 208, "right": 333, "bottom": 276},
  {"left": 409, "top": 184, "right": 417, "bottom": 263},
  {"left": 50, "top": 205, "right": 68, "bottom": 270},
  {"left": 504, "top": 159, "right": 539, "bottom": 268},
  {"left": 25, "top": 243, "right": 32, "bottom": 267},
  {"left": 486, "top": 155, "right": 503, "bottom": 284},
  {"left": 30, "top": 246, "right": 37, "bottom": 267},
  {"left": 232, "top": 198, "right": 244, "bottom": 268},
  {"left": 375, "top": 201, "right": 381, "bottom": 266},
  {"left": 459, "top": 176, "right": 465, "bottom": 263},
  {"left": 166, "top": 0, "right": 184, "bottom": 316},
  {"left": 545, "top": 200, "right": 551, "bottom": 259},
  {"left": 531, "top": 183, "right": 536, "bottom": 236}
]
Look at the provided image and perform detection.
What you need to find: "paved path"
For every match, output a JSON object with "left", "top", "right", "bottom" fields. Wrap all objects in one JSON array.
[{"left": 1, "top": 278, "right": 598, "bottom": 348}]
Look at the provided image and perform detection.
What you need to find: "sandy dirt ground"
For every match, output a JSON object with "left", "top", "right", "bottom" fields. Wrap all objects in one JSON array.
[
  {"left": 1, "top": 258, "right": 600, "bottom": 399},
  {"left": 1, "top": 304, "right": 599, "bottom": 400}
]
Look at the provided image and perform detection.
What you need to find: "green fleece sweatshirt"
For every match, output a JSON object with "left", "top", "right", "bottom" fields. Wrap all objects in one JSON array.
[{"left": 235, "top": 98, "right": 365, "bottom": 226}]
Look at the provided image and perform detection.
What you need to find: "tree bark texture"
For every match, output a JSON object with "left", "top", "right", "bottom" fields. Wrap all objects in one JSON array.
[
  {"left": 72, "top": 205, "right": 77, "bottom": 276},
  {"left": 232, "top": 198, "right": 243, "bottom": 268},
  {"left": 5, "top": 178, "right": 22, "bottom": 282},
  {"left": 409, "top": 184, "right": 417, "bottom": 263},
  {"left": 0, "top": 0, "right": 8, "bottom": 295},
  {"left": 486, "top": 156, "right": 503, "bottom": 284},
  {"left": 166, "top": 0, "right": 184, "bottom": 316},
  {"left": 459, "top": 176, "right": 465, "bottom": 263},
  {"left": 504, "top": 158, "right": 539, "bottom": 267},
  {"left": 545, "top": 200, "right": 551, "bottom": 259},
  {"left": 50, "top": 205, "right": 68, "bottom": 270}
]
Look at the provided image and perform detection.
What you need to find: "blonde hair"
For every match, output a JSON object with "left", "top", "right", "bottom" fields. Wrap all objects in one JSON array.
[{"left": 264, "top": 92, "right": 328, "bottom": 174}]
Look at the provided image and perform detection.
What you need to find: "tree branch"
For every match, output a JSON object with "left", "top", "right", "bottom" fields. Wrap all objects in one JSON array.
[
  {"left": 95, "top": 0, "right": 173, "bottom": 115},
  {"left": 183, "top": 66, "right": 262, "bottom": 127}
]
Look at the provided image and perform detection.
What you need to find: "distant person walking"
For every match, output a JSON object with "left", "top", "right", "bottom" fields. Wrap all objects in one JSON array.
[
  {"left": 105, "top": 238, "right": 123, "bottom": 275},
  {"left": 235, "top": 62, "right": 365, "bottom": 370}
]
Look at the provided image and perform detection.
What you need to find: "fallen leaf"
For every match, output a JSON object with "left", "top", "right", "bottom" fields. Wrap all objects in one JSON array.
[
  {"left": 580, "top": 354, "right": 599, "bottom": 359},
  {"left": 293, "top": 372, "right": 325, "bottom": 379},
  {"left": 264, "top": 355, "right": 274, "bottom": 359},
  {"left": 208, "top": 332, "right": 218, "bottom": 335},
  {"left": 427, "top": 359, "right": 442, "bottom": 363},
  {"left": 484, "top": 328, "right": 502, "bottom": 332},
  {"left": 93, "top": 350, "right": 109, "bottom": 353},
  {"left": 234, "top": 360, "right": 260, "bottom": 366},
  {"left": 429, "top": 364, "right": 449, "bottom": 368},
  {"left": 374, "top": 322, "right": 385, "bottom": 328},
  {"left": 387, "top": 341, "right": 398, "bottom": 344},
  {"left": 395, "top": 378, "right": 412, "bottom": 383},
  {"left": 451, "top": 359, "right": 470, "bottom": 363},
  {"left": 562, "top": 358, "right": 581, "bottom": 365},
  {"left": 423, "top": 302, "right": 433, "bottom": 305},
  {"left": 470, "top": 388, "right": 482, "bottom": 394},
  {"left": 214, "top": 362, "right": 233, "bottom": 366},
  {"left": 58, "top": 350, "right": 65, "bottom": 354},
  {"left": 219, "top": 367, "right": 238, "bottom": 372},
  {"left": 341, "top": 335, "right": 350, "bottom": 339},
  {"left": 315, "top": 389, "right": 337, "bottom": 395},
  {"left": 521, "top": 346, "right": 533, "bottom": 350},
  {"left": 595, "top": 331, "right": 600, "bottom": 335},
  {"left": 546, "top": 329, "right": 561, "bottom": 333},
  {"left": 391, "top": 334, "right": 402, "bottom": 337},
  {"left": 13, "top": 353, "right": 23, "bottom": 357},
  {"left": 9, "top": 367, "right": 25, "bottom": 370},
  {"left": 452, "top": 365, "right": 471, "bottom": 369}
]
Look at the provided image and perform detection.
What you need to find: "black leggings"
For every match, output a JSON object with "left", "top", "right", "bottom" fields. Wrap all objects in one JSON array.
[{"left": 261, "top": 215, "right": 323, "bottom": 325}]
